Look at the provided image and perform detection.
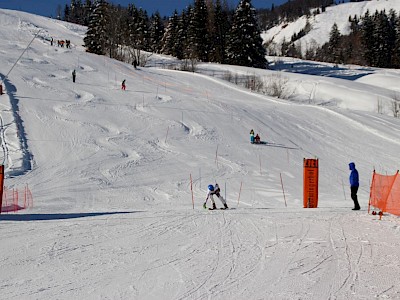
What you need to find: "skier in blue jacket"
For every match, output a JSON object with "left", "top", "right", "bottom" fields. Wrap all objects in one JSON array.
[{"left": 349, "top": 162, "right": 360, "bottom": 210}]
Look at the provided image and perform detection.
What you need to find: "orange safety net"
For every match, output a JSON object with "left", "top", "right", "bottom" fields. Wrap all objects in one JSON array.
[
  {"left": 369, "top": 170, "right": 400, "bottom": 216},
  {"left": 0, "top": 185, "right": 33, "bottom": 213}
]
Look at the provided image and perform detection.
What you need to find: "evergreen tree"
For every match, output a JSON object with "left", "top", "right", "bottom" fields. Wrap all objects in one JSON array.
[
  {"left": 82, "top": 0, "right": 94, "bottom": 26},
  {"left": 388, "top": 9, "right": 398, "bottom": 66},
  {"left": 373, "top": 10, "right": 392, "bottom": 68},
  {"left": 83, "top": 0, "right": 110, "bottom": 55},
  {"left": 107, "top": 4, "right": 125, "bottom": 59},
  {"left": 175, "top": 9, "right": 189, "bottom": 60},
  {"left": 186, "top": 0, "right": 209, "bottom": 61},
  {"left": 149, "top": 12, "right": 165, "bottom": 53},
  {"left": 63, "top": 4, "right": 70, "bottom": 21},
  {"left": 328, "top": 23, "right": 342, "bottom": 63},
  {"left": 125, "top": 5, "right": 150, "bottom": 63},
  {"left": 281, "top": 37, "right": 289, "bottom": 56},
  {"left": 393, "top": 11, "right": 400, "bottom": 68},
  {"left": 208, "top": 0, "right": 231, "bottom": 63},
  {"left": 72, "top": 0, "right": 84, "bottom": 24},
  {"left": 206, "top": 0, "right": 217, "bottom": 62},
  {"left": 136, "top": 9, "right": 151, "bottom": 52},
  {"left": 161, "top": 10, "right": 180, "bottom": 56},
  {"left": 226, "top": 0, "right": 267, "bottom": 68},
  {"left": 127, "top": 5, "right": 139, "bottom": 48},
  {"left": 67, "top": 0, "right": 79, "bottom": 23},
  {"left": 65, "top": 0, "right": 93, "bottom": 25},
  {"left": 361, "top": 10, "right": 375, "bottom": 66}
]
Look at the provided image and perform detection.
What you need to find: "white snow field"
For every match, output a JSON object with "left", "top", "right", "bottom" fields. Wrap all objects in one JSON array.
[{"left": 1, "top": 8, "right": 400, "bottom": 300}]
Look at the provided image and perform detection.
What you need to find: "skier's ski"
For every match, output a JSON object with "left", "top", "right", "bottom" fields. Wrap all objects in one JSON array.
[
  {"left": 204, "top": 205, "right": 232, "bottom": 210},
  {"left": 208, "top": 207, "right": 229, "bottom": 210}
]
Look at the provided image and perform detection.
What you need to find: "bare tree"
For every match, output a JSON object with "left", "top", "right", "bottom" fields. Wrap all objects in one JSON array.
[
  {"left": 264, "top": 73, "right": 288, "bottom": 99},
  {"left": 180, "top": 58, "right": 198, "bottom": 72},
  {"left": 391, "top": 92, "right": 400, "bottom": 118},
  {"left": 377, "top": 98, "right": 383, "bottom": 114},
  {"left": 56, "top": 4, "right": 62, "bottom": 19}
]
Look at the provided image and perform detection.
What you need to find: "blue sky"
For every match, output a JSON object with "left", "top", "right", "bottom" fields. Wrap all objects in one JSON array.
[{"left": 0, "top": 0, "right": 287, "bottom": 18}]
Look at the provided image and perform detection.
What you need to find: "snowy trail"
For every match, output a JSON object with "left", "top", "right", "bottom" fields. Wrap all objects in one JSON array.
[{"left": 3, "top": 209, "right": 400, "bottom": 299}]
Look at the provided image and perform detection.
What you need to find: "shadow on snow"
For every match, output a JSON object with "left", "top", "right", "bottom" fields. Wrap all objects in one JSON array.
[
  {"left": 270, "top": 60, "right": 374, "bottom": 81},
  {"left": 0, "top": 211, "right": 139, "bottom": 221}
]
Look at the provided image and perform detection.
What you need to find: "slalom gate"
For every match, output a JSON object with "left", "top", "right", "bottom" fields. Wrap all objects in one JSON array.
[
  {"left": 0, "top": 185, "right": 33, "bottom": 213},
  {"left": 369, "top": 170, "right": 400, "bottom": 219}
]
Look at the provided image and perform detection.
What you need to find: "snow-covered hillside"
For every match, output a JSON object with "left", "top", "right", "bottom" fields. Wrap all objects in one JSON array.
[
  {"left": 262, "top": 0, "right": 400, "bottom": 56},
  {"left": 1, "top": 8, "right": 400, "bottom": 300}
]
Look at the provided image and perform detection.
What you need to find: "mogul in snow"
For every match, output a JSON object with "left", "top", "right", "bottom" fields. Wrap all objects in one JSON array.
[{"left": 203, "top": 183, "right": 228, "bottom": 210}]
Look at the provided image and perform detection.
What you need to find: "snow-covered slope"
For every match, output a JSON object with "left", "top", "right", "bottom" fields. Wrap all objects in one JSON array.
[
  {"left": 1, "top": 8, "right": 400, "bottom": 300},
  {"left": 262, "top": 0, "right": 400, "bottom": 55}
]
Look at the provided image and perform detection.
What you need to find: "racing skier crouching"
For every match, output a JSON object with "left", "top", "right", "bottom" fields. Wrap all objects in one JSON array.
[{"left": 203, "top": 183, "right": 229, "bottom": 210}]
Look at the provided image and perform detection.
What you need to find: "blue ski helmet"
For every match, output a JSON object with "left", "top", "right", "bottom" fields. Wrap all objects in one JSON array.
[{"left": 208, "top": 184, "right": 214, "bottom": 191}]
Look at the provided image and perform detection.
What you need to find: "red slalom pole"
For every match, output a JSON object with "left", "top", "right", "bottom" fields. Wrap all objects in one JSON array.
[
  {"left": 280, "top": 173, "right": 287, "bottom": 207},
  {"left": 190, "top": 174, "right": 194, "bottom": 209}
]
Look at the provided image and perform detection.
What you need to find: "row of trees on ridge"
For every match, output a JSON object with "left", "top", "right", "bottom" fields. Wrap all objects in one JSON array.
[
  {"left": 70, "top": 0, "right": 267, "bottom": 69},
  {"left": 62, "top": 0, "right": 400, "bottom": 70},
  {"left": 280, "top": 8, "right": 400, "bottom": 69}
]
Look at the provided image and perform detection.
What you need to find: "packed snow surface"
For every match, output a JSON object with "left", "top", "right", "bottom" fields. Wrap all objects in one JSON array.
[{"left": 1, "top": 8, "right": 400, "bottom": 300}]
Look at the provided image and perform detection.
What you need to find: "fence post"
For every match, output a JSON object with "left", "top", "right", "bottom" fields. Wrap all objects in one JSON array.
[
  {"left": 190, "top": 174, "right": 194, "bottom": 210},
  {"left": 368, "top": 170, "right": 376, "bottom": 214},
  {"left": 237, "top": 181, "right": 243, "bottom": 208},
  {"left": 13, "top": 188, "right": 17, "bottom": 213},
  {"left": 0, "top": 165, "right": 3, "bottom": 213},
  {"left": 280, "top": 173, "right": 287, "bottom": 207}
]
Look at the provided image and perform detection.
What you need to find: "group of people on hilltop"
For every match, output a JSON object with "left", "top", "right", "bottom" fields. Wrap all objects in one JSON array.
[{"left": 49, "top": 37, "right": 71, "bottom": 48}]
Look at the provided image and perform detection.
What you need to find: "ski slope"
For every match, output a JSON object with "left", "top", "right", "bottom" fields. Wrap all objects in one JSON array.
[
  {"left": 1, "top": 8, "right": 400, "bottom": 300},
  {"left": 262, "top": 0, "right": 400, "bottom": 56}
]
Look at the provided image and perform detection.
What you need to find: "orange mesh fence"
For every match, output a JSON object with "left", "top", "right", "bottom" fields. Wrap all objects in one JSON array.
[
  {"left": 0, "top": 185, "right": 33, "bottom": 213},
  {"left": 369, "top": 171, "right": 400, "bottom": 216}
]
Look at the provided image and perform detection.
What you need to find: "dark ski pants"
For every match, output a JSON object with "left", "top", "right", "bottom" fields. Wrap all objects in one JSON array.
[{"left": 351, "top": 186, "right": 360, "bottom": 209}]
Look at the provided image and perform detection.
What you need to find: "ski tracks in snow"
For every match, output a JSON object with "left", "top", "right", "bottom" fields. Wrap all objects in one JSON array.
[{"left": 4, "top": 209, "right": 400, "bottom": 299}]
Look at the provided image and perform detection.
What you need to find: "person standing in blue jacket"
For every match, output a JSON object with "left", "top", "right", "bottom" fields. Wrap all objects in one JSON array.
[
  {"left": 349, "top": 162, "right": 360, "bottom": 210},
  {"left": 250, "top": 129, "right": 255, "bottom": 144}
]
